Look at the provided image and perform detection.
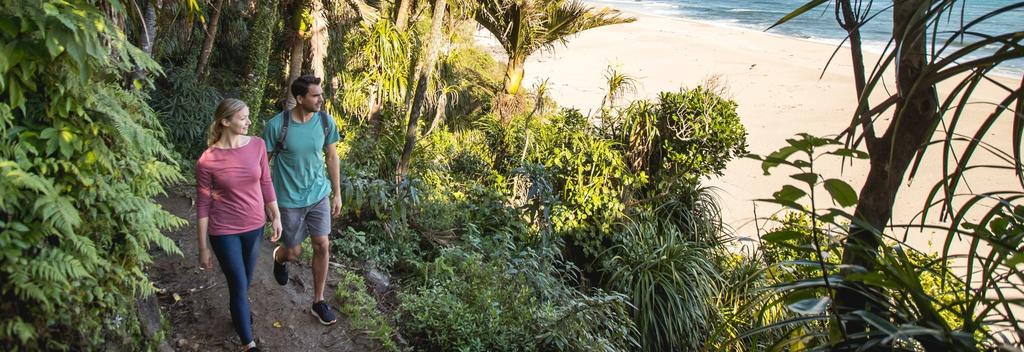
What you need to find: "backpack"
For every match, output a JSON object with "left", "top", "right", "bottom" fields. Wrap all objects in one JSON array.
[{"left": 269, "top": 109, "right": 331, "bottom": 161}]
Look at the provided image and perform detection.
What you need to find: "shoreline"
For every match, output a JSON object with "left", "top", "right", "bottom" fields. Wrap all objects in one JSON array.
[
  {"left": 582, "top": 0, "right": 1024, "bottom": 79},
  {"left": 474, "top": 3, "right": 1022, "bottom": 253}
]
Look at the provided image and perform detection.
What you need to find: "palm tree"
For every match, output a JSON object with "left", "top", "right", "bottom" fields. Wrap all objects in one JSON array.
[
  {"left": 600, "top": 65, "right": 637, "bottom": 111},
  {"left": 397, "top": 0, "right": 448, "bottom": 177},
  {"left": 763, "top": 0, "right": 1024, "bottom": 349},
  {"left": 475, "top": 0, "right": 634, "bottom": 97}
]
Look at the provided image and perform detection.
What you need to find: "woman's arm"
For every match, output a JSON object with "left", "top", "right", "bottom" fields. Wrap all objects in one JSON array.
[
  {"left": 266, "top": 201, "right": 282, "bottom": 242},
  {"left": 197, "top": 217, "right": 212, "bottom": 269},
  {"left": 258, "top": 140, "right": 282, "bottom": 241},
  {"left": 196, "top": 158, "right": 214, "bottom": 269}
]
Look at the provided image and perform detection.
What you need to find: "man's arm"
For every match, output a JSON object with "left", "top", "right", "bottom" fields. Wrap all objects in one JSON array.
[{"left": 326, "top": 142, "right": 342, "bottom": 217}]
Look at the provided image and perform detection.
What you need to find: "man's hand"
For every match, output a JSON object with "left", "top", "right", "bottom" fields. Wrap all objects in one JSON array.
[{"left": 331, "top": 194, "right": 343, "bottom": 218}]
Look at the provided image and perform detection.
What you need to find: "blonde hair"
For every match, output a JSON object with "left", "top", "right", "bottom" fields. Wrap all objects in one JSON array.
[{"left": 207, "top": 98, "right": 248, "bottom": 146}]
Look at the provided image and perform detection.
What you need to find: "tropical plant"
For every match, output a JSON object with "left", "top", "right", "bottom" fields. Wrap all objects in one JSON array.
[
  {"left": 474, "top": 0, "right": 634, "bottom": 98},
  {"left": 768, "top": 0, "right": 1024, "bottom": 349},
  {"left": 149, "top": 66, "right": 223, "bottom": 162},
  {"left": 620, "top": 87, "right": 748, "bottom": 184},
  {"left": 600, "top": 65, "right": 638, "bottom": 111},
  {"left": 749, "top": 133, "right": 1015, "bottom": 350},
  {"left": 602, "top": 214, "right": 723, "bottom": 351},
  {"left": 398, "top": 0, "right": 449, "bottom": 176},
  {"left": 0, "top": 1, "right": 185, "bottom": 349},
  {"left": 240, "top": 0, "right": 281, "bottom": 118},
  {"left": 335, "top": 269, "right": 401, "bottom": 351}
]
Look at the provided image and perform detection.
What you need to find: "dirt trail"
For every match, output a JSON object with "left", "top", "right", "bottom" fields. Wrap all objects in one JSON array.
[{"left": 148, "top": 191, "right": 382, "bottom": 352}]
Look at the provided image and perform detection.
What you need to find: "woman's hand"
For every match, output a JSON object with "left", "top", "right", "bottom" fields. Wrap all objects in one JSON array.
[
  {"left": 270, "top": 218, "right": 283, "bottom": 242},
  {"left": 198, "top": 247, "right": 213, "bottom": 270}
]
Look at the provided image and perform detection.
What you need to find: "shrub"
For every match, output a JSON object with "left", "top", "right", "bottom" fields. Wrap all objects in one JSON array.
[
  {"left": 0, "top": 2, "right": 184, "bottom": 349},
  {"left": 399, "top": 248, "right": 541, "bottom": 351},
  {"left": 602, "top": 216, "right": 723, "bottom": 351},
  {"left": 148, "top": 66, "right": 223, "bottom": 163},
  {"left": 334, "top": 270, "right": 400, "bottom": 351},
  {"left": 621, "top": 86, "right": 748, "bottom": 182}
]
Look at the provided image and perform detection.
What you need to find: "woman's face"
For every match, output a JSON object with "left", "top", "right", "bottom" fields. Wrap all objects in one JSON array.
[{"left": 223, "top": 106, "right": 251, "bottom": 136}]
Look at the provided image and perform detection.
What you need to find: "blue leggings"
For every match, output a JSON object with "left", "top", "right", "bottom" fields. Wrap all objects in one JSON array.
[{"left": 209, "top": 227, "right": 262, "bottom": 345}]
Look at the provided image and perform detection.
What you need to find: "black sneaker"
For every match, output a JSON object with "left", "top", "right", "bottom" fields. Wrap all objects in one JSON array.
[
  {"left": 310, "top": 301, "right": 337, "bottom": 326},
  {"left": 272, "top": 247, "right": 288, "bottom": 286}
]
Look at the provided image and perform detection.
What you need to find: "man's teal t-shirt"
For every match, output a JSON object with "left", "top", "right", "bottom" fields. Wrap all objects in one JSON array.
[{"left": 262, "top": 111, "right": 341, "bottom": 209}]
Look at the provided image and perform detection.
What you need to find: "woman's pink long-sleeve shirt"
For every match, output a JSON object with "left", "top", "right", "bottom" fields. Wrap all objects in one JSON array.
[{"left": 195, "top": 137, "right": 276, "bottom": 236}]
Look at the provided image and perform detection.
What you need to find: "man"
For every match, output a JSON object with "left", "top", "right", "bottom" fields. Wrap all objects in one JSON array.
[{"left": 263, "top": 75, "right": 342, "bottom": 326}]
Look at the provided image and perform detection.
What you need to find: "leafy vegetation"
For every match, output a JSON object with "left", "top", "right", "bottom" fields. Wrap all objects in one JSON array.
[
  {"left": 3, "top": 0, "right": 1020, "bottom": 351},
  {"left": 334, "top": 269, "right": 400, "bottom": 351},
  {"left": 0, "top": 1, "right": 184, "bottom": 349}
]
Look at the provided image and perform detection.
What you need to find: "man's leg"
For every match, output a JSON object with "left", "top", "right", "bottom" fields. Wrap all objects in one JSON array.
[
  {"left": 305, "top": 196, "right": 336, "bottom": 325},
  {"left": 310, "top": 235, "right": 330, "bottom": 302},
  {"left": 274, "top": 206, "right": 308, "bottom": 286}
]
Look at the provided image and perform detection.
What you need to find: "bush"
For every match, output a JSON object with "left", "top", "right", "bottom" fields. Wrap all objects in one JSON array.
[
  {"left": 399, "top": 248, "right": 541, "bottom": 351},
  {"left": 621, "top": 86, "right": 748, "bottom": 182},
  {"left": 602, "top": 216, "right": 723, "bottom": 351},
  {"left": 148, "top": 66, "right": 223, "bottom": 163},
  {"left": 334, "top": 270, "right": 400, "bottom": 351},
  {"left": 0, "top": 2, "right": 184, "bottom": 349}
]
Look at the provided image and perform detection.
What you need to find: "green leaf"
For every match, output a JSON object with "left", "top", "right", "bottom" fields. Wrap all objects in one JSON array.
[
  {"left": 787, "top": 297, "right": 831, "bottom": 315},
  {"left": 762, "top": 230, "right": 802, "bottom": 244},
  {"left": 823, "top": 179, "right": 857, "bottom": 207},
  {"left": 767, "top": 0, "right": 829, "bottom": 31},
  {"left": 773, "top": 185, "right": 807, "bottom": 203},
  {"left": 790, "top": 172, "right": 818, "bottom": 186},
  {"left": 761, "top": 146, "right": 799, "bottom": 175},
  {"left": 1007, "top": 252, "right": 1024, "bottom": 267},
  {"left": 827, "top": 148, "right": 869, "bottom": 159},
  {"left": 851, "top": 310, "right": 899, "bottom": 336}
]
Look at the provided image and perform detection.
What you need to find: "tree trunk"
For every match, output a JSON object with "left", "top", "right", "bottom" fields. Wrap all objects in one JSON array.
[
  {"left": 838, "top": 0, "right": 877, "bottom": 142},
  {"left": 241, "top": 0, "right": 281, "bottom": 118},
  {"left": 835, "top": 0, "right": 940, "bottom": 350},
  {"left": 196, "top": 0, "right": 226, "bottom": 77},
  {"left": 502, "top": 54, "right": 526, "bottom": 95},
  {"left": 284, "top": 40, "right": 306, "bottom": 110},
  {"left": 130, "top": 0, "right": 159, "bottom": 85},
  {"left": 310, "top": 0, "right": 329, "bottom": 79},
  {"left": 423, "top": 93, "right": 446, "bottom": 135},
  {"left": 394, "top": 0, "right": 412, "bottom": 30},
  {"left": 396, "top": 0, "right": 446, "bottom": 177},
  {"left": 141, "top": 0, "right": 157, "bottom": 55},
  {"left": 284, "top": 0, "right": 310, "bottom": 111}
]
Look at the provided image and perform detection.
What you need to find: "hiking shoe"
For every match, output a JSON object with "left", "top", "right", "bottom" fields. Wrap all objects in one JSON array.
[
  {"left": 310, "top": 301, "right": 337, "bottom": 326},
  {"left": 272, "top": 247, "right": 288, "bottom": 286}
]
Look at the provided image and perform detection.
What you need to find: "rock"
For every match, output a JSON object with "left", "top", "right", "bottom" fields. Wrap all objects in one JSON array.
[
  {"left": 135, "top": 294, "right": 163, "bottom": 339},
  {"left": 361, "top": 261, "right": 391, "bottom": 296},
  {"left": 176, "top": 338, "right": 189, "bottom": 348}
]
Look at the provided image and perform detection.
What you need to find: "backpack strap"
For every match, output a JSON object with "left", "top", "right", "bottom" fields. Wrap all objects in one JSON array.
[
  {"left": 269, "top": 109, "right": 331, "bottom": 161},
  {"left": 318, "top": 111, "right": 330, "bottom": 152},
  {"left": 269, "top": 109, "right": 290, "bottom": 162}
]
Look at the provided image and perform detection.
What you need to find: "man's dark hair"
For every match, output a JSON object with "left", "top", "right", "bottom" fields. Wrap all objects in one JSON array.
[{"left": 291, "top": 75, "right": 322, "bottom": 98}]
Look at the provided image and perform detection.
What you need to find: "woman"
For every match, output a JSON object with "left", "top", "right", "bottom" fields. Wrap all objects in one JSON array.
[{"left": 196, "top": 98, "right": 282, "bottom": 352}]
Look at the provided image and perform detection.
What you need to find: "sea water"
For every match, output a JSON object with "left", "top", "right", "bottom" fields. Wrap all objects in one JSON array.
[{"left": 588, "top": 0, "right": 1024, "bottom": 75}]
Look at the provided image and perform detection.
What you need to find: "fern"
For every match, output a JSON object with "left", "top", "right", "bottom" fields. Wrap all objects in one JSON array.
[{"left": 0, "top": 1, "right": 184, "bottom": 349}]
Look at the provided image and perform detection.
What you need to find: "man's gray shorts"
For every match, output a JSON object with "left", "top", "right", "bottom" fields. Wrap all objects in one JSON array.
[{"left": 280, "top": 196, "right": 331, "bottom": 249}]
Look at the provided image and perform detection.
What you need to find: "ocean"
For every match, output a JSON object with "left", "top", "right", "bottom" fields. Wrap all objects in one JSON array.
[{"left": 587, "top": 0, "right": 1024, "bottom": 75}]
